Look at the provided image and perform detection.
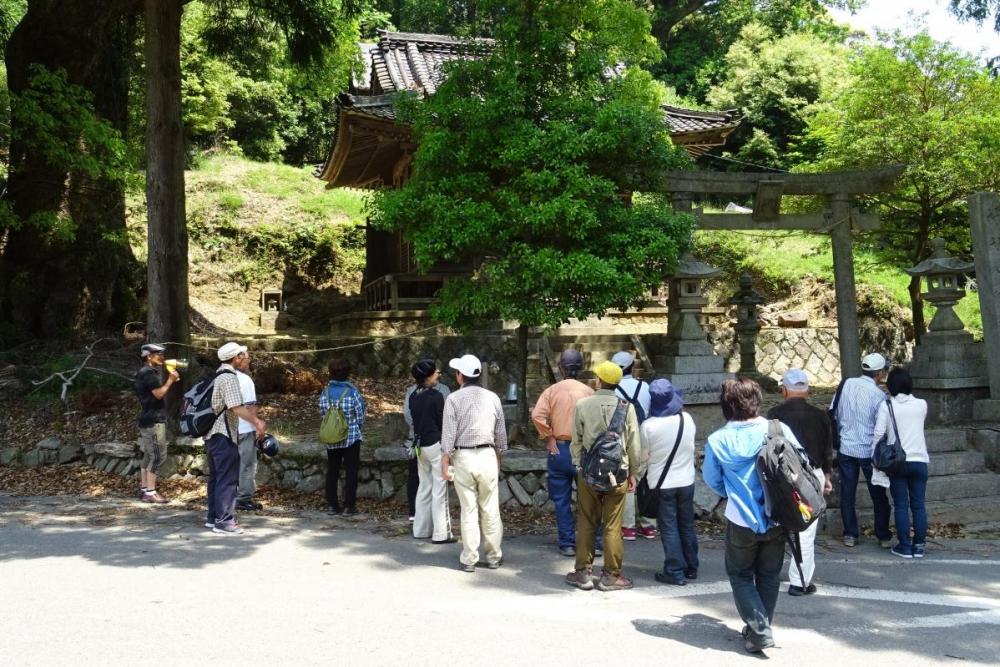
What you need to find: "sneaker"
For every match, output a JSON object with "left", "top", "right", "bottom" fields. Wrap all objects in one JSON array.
[
  {"left": 341, "top": 507, "right": 358, "bottom": 517},
  {"left": 212, "top": 523, "right": 244, "bottom": 535},
  {"left": 621, "top": 527, "right": 637, "bottom": 541},
  {"left": 843, "top": 535, "right": 857, "bottom": 547},
  {"left": 595, "top": 547, "right": 603, "bottom": 557},
  {"left": 891, "top": 544, "right": 913, "bottom": 559},
  {"left": 204, "top": 522, "right": 214, "bottom": 529},
  {"left": 913, "top": 543, "right": 926, "bottom": 559},
  {"left": 236, "top": 500, "right": 263, "bottom": 511},
  {"left": 327, "top": 506, "right": 341, "bottom": 515},
  {"left": 596, "top": 571, "right": 634, "bottom": 592},
  {"left": 654, "top": 571, "right": 686, "bottom": 586},
  {"left": 477, "top": 558, "right": 503, "bottom": 569},
  {"left": 638, "top": 526, "right": 657, "bottom": 540},
  {"left": 879, "top": 539, "right": 893, "bottom": 549},
  {"left": 460, "top": 562, "right": 475, "bottom": 573},
  {"left": 788, "top": 584, "right": 817, "bottom": 596},
  {"left": 431, "top": 536, "right": 458, "bottom": 544},
  {"left": 684, "top": 570, "right": 698, "bottom": 580},
  {"left": 742, "top": 626, "right": 775, "bottom": 653},
  {"left": 137, "top": 488, "right": 147, "bottom": 499},
  {"left": 558, "top": 545, "right": 576, "bottom": 557},
  {"left": 144, "top": 491, "right": 168, "bottom": 504},
  {"left": 566, "top": 568, "right": 594, "bottom": 591},
  {"left": 408, "top": 516, "right": 415, "bottom": 522}
]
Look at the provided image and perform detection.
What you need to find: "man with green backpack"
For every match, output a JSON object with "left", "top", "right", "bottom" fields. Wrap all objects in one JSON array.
[{"left": 319, "top": 357, "right": 366, "bottom": 516}]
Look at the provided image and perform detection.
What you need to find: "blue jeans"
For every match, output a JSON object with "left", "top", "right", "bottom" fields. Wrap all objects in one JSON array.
[
  {"left": 890, "top": 461, "right": 928, "bottom": 552},
  {"left": 725, "top": 522, "right": 786, "bottom": 648},
  {"left": 838, "top": 453, "right": 892, "bottom": 541},
  {"left": 548, "top": 442, "right": 577, "bottom": 549},
  {"left": 656, "top": 484, "right": 699, "bottom": 582}
]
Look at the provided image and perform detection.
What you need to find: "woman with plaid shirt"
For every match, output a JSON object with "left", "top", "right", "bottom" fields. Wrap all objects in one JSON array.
[{"left": 319, "top": 357, "right": 366, "bottom": 515}]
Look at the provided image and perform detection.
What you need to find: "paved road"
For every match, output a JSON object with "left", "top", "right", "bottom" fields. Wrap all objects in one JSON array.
[{"left": 2, "top": 494, "right": 999, "bottom": 666}]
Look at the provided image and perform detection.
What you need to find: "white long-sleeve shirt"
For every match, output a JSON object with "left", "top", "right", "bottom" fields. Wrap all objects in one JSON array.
[{"left": 872, "top": 393, "right": 929, "bottom": 464}]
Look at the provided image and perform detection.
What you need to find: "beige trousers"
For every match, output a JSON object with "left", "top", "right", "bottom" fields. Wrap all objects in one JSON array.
[
  {"left": 413, "top": 443, "right": 453, "bottom": 541},
  {"left": 452, "top": 447, "right": 503, "bottom": 566}
]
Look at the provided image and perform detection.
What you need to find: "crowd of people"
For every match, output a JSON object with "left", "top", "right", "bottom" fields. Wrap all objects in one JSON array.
[{"left": 132, "top": 341, "right": 929, "bottom": 654}]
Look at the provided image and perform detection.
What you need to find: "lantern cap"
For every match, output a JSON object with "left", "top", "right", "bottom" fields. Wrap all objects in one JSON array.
[{"left": 904, "top": 238, "right": 974, "bottom": 277}]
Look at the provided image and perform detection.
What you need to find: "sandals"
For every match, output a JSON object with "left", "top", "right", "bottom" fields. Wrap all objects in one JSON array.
[
  {"left": 565, "top": 568, "right": 594, "bottom": 590},
  {"left": 596, "top": 571, "right": 634, "bottom": 592}
]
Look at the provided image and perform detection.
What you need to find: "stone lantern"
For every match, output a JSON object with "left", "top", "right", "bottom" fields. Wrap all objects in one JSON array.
[
  {"left": 655, "top": 252, "right": 732, "bottom": 405},
  {"left": 259, "top": 286, "right": 284, "bottom": 332},
  {"left": 904, "top": 237, "right": 986, "bottom": 423},
  {"left": 728, "top": 273, "right": 766, "bottom": 375},
  {"left": 904, "top": 238, "right": 974, "bottom": 333}
]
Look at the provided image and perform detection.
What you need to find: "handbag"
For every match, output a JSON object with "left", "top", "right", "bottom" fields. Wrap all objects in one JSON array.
[
  {"left": 872, "top": 398, "right": 906, "bottom": 476},
  {"left": 636, "top": 413, "right": 685, "bottom": 519}
]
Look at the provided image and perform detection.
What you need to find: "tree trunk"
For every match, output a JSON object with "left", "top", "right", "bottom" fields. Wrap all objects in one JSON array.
[
  {"left": 144, "top": 0, "right": 188, "bottom": 355},
  {"left": 145, "top": 0, "right": 188, "bottom": 427},
  {"left": 909, "top": 274, "right": 925, "bottom": 344},
  {"left": 0, "top": 1, "right": 141, "bottom": 344},
  {"left": 516, "top": 322, "right": 529, "bottom": 432}
]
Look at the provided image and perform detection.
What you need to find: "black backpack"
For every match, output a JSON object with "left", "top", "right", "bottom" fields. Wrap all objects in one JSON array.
[
  {"left": 581, "top": 399, "right": 630, "bottom": 493},
  {"left": 179, "top": 368, "right": 235, "bottom": 438},
  {"left": 827, "top": 377, "right": 847, "bottom": 450},
  {"left": 756, "top": 420, "right": 826, "bottom": 586},
  {"left": 616, "top": 381, "right": 647, "bottom": 424}
]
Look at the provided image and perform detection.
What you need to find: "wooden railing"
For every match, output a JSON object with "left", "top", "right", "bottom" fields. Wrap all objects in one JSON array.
[{"left": 362, "top": 272, "right": 460, "bottom": 311}]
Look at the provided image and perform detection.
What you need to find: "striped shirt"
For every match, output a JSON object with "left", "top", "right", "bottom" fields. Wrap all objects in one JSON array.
[
  {"left": 440, "top": 384, "right": 508, "bottom": 456},
  {"left": 831, "top": 376, "right": 886, "bottom": 459},
  {"left": 318, "top": 381, "right": 366, "bottom": 448}
]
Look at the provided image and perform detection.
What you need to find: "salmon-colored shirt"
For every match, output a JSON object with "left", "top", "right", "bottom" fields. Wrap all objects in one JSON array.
[{"left": 531, "top": 378, "right": 594, "bottom": 441}]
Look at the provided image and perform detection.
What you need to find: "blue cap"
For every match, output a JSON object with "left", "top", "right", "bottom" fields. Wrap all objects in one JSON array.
[
  {"left": 782, "top": 368, "right": 809, "bottom": 389},
  {"left": 649, "top": 379, "right": 684, "bottom": 418}
]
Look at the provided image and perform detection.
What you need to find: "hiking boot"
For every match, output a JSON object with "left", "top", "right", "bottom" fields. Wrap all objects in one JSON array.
[
  {"left": 621, "top": 527, "right": 637, "bottom": 541},
  {"left": 638, "top": 526, "right": 657, "bottom": 540},
  {"left": 742, "top": 626, "right": 775, "bottom": 653},
  {"left": 558, "top": 545, "right": 576, "bottom": 557},
  {"left": 477, "top": 558, "right": 503, "bottom": 569},
  {"left": 684, "top": 570, "right": 698, "bottom": 580},
  {"left": 341, "top": 507, "right": 358, "bottom": 517},
  {"left": 842, "top": 535, "right": 856, "bottom": 547},
  {"left": 891, "top": 544, "right": 912, "bottom": 559},
  {"left": 326, "top": 505, "right": 341, "bottom": 515},
  {"left": 913, "top": 543, "right": 926, "bottom": 559},
  {"left": 596, "top": 571, "right": 634, "bottom": 592},
  {"left": 879, "top": 539, "right": 893, "bottom": 549},
  {"left": 565, "top": 568, "right": 594, "bottom": 591},
  {"left": 236, "top": 500, "right": 262, "bottom": 511},
  {"left": 460, "top": 562, "right": 475, "bottom": 573},
  {"left": 212, "top": 523, "right": 244, "bottom": 535},
  {"left": 140, "top": 494, "right": 155, "bottom": 504},
  {"left": 143, "top": 491, "right": 168, "bottom": 504},
  {"left": 654, "top": 571, "right": 686, "bottom": 586}
]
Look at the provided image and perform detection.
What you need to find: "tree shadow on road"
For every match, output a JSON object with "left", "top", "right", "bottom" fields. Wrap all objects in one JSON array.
[{"left": 632, "top": 613, "right": 752, "bottom": 656}]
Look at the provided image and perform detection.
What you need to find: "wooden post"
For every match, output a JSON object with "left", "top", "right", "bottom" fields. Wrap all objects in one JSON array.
[{"left": 829, "top": 193, "right": 861, "bottom": 378}]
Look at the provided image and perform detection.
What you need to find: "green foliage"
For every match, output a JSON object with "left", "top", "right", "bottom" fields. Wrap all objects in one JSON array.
[
  {"left": 180, "top": 0, "right": 361, "bottom": 164},
  {"left": 373, "top": 0, "right": 693, "bottom": 331},
  {"left": 7, "top": 65, "right": 137, "bottom": 239},
  {"left": 706, "top": 22, "right": 850, "bottom": 170},
  {"left": 655, "top": 0, "right": 857, "bottom": 102},
  {"left": 806, "top": 31, "right": 1000, "bottom": 269},
  {"left": 949, "top": 0, "right": 1000, "bottom": 32}
]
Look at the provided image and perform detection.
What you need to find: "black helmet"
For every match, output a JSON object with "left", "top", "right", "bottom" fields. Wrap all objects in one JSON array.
[{"left": 258, "top": 434, "right": 280, "bottom": 457}]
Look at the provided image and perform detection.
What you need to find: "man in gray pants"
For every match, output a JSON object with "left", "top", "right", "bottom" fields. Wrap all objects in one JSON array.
[{"left": 235, "top": 360, "right": 262, "bottom": 511}]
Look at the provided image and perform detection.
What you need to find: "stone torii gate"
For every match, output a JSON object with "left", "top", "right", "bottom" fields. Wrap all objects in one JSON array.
[{"left": 659, "top": 165, "right": 905, "bottom": 379}]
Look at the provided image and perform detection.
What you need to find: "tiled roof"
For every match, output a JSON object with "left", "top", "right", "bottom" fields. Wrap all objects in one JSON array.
[
  {"left": 661, "top": 105, "right": 741, "bottom": 134},
  {"left": 367, "top": 29, "right": 491, "bottom": 96}
]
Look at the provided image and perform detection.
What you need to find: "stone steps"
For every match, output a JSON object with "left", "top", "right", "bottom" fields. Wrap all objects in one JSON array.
[
  {"left": 853, "top": 472, "right": 1000, "bottom": 508},
  {"left": 828, "top": 495, "right": 1000, "bottom": 533},
  {"left": 926, "top": 450, "right": 986, "bottom": 476},
  {"left": 925, "top": 428, "right": 970, "bottom": 452}
]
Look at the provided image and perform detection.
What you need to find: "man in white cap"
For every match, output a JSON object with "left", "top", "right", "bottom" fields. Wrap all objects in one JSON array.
[
  {"left": 133, "top": 343, "right": 181, "bottom": 503},
  {"left": 830, "top": 353, "right": 892, "bottom": 548},
  {"left": 612, "top": 350, "right": 656, "bottom": 541},
  {"left": 440, "top": 354, "right": 507, "bottom": 572},
  {"left": 205, "top": 342, "right": 266, "bottom": 535},
  {"left": 766, "top": 368, "right": 833, "bottom": 595}
]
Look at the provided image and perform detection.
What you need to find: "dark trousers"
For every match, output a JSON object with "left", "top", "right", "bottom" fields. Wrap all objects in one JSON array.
[
  {"left": 838, "top": 453, "right": 892, "bottom": 540},
  {"left": 407, "top": 456, "right": 419, "bottom": 517},
  {"left": 326, "top": 441, "right": 361, "bottom": 511},
  {"left": 656, "top": 484, "right": 699, "bottom": 582},
  {"left": 548, "top": 442, "right": 577, "bottom": 549},
  {"left": 890, "top": 461, "right": 929, "bottom": 551},
  {"left": 206, "top": 433, "right": 240, "bottom": 527},
  {"left": 724, "top": 522, "right": 786, "bottom": 648}
]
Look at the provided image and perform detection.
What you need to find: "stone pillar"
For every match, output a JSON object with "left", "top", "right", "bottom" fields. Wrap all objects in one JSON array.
[
  {"left": 970, "top": 192, "right": 1000, "bottom": 420},
  {"left": 829, "top": 193, "right": 862, "bottom": 378}
]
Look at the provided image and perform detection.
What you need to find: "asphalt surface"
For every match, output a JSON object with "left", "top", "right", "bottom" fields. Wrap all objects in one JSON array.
[{"left": 1, "top": 493, "right": 999, "bottom": 666}]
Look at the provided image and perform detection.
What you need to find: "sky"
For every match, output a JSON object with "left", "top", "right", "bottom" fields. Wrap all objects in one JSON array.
[{"left": 828, "top": 0, "right": 999, "bottom": 58}]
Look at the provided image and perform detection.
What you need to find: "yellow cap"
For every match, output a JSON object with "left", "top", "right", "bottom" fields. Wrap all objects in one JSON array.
[{"left": 594, "top": 360, "right": 623, "bottom": 385}]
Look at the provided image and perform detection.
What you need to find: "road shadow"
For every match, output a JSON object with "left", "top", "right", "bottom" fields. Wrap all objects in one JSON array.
[{"left": 632, "top": 613, "right": 752, "bottom": 657}]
